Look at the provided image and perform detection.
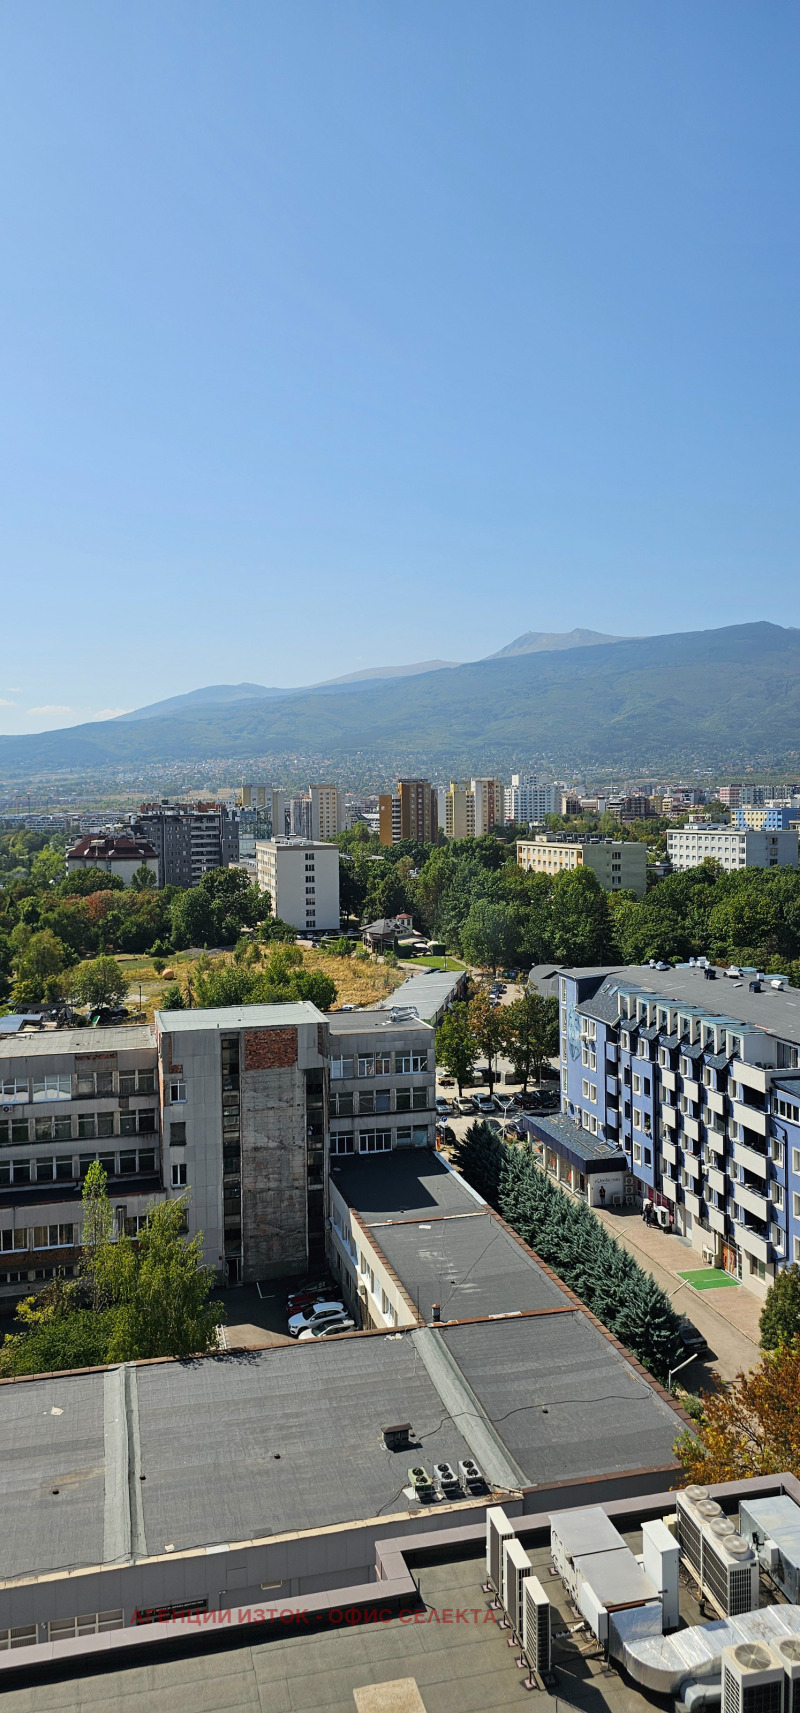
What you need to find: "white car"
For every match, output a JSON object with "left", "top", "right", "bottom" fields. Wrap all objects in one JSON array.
[
  {"left": 297, "top": 1315, "right": 356, "bottom": 1340},
  {"left": 287, "top": 1300, "right": 345, "bottom": 1337}
]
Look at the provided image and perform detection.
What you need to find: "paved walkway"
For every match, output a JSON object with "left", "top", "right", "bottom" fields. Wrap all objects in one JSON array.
[{"left": 594, "top": 1204, "right": 762, "bottom": 1382}]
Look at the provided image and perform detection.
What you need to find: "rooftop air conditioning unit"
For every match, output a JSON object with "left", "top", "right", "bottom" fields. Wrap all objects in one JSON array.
[
  {"left": 432, "top": 1462, "right": 460, "bottom": 1500},
  {"left": 520, "top": 1575, "right": 552, "bottom": 1682},
  {"left": 702, "top": 1530, "right": 759, "bottom": 1617},
  {"left": 773, "top": 1639, "right": 800, "bottom": 1713},
  {"left": 721, "top": 1644, "right": 784, "bottom": 1713},
  {"left": 458, "top": 1458, "right": 485, "bottom": 1495},
  {"left": 502, "top": 1537, "right": 534, "bottom": 1642},
  {"left": 485, "top": 1507, "right": 515, "bottom": 1605},
  {"left": 676, "top": 1487, "right": 711, "bottom": 1576}
]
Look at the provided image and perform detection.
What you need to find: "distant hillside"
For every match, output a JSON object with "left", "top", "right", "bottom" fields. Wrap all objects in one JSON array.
[
  {"left": 2, "top": 623, "right": 799, "bottom": 775},
  {"left": 487, "top": 627, "right": 627, "bottom": 657}
]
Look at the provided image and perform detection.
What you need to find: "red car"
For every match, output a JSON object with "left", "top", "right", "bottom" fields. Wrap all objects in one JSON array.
[{"left": 286, "top": 1279, "right": 334, "bottom": 1311}]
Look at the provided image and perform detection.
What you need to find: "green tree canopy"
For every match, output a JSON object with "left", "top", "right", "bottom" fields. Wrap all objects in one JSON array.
[
  {"left": 503, "top": 991, "right": 559, "bottom": 1089},
  {"left": 460, "top": 899, "right": 520, "bottom": 973},
  {"left": 435, "top": 1003, "right": 475, "bottom": 1094},
  {"left": 760, "top": 1263, "right": 800, "bottom": 1350},
  {"left": 13, "top": 928, "right": 71, "bottom": 1003},
  {"left": 68, "top": 956, "right": 129, "bottom": 1011}
]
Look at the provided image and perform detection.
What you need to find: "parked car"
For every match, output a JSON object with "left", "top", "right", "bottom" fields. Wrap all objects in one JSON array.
[
  {"left": 504, "top": 1121, "right": 526, "bottom": 1140},
  {"left": 475, "top": 1093, "right": 497, "bottom": 1114},
  {"left": 438, "top": 1075, "right": 455, "bottom": 1088},
  {"left": 288, "top": 1301, "right": 345, "bottom": 1337},
  {"left": 435, "top": 1097, "right": 453, "bottom": 1117},
  {"left": 297, "top": 1315, "right": 355, "bottom": 1340},
  {"left": 436, "top": 1124, "right": 455, "bottom": 1145},
  {"left": 457, "top": 1097, "right": 476, "bottom": 1115},
  {"left": 679, "top": 1318, "right": 709, "bottom": 1357},
  {"left": 286, "top": 1277, "right": 333, "bottom": 1306}
]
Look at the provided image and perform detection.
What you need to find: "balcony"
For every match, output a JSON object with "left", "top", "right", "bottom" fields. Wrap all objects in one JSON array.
[
  {"left": 606, "top": 1075, "right": 619, "bottom": 1098},
  {"left": 661, "top": 1104, "right": 677, "bottom": 1130},
  {"left": 683, "top": 1115, "right": 701, "bottom": 1144},
  {"left": 706, "top": 1166, "right": 726, "bottom": 1198},
  {"left": 705, "top": 1087, "right": 726, "bottom": 1117},
  {"left": 707, "top": 1205, "right": 727, "bottom": 1235},
  {"left": 682, "top": 1153, "right": 701, "bottom": 1182},
  {"left": 659, "top": 1068, "right": 677, "bottom": 1092},
  {"left": 736, "top": 1223, "right": 770, "bottom": 1265},
  {"left": 661, "top": 1140, "right": 678, "bottom": 1168},
  {"left": 684, "top": 1189, "right": 702, "bottom": 1218},
  {"left": 735, "top": 1182, "right": 770, "bottom": 1221},
  {"left": 706, "top": 1129, "right": 726, "bottom": 1158},
  {"left": 682, "top": 1078, "right": 700, "bottom": 1103},
  {"left": 733, "top": 1140, "right": 768, "bottom": 1180},
  {"left": 605, "top": 1106, "right": 619, "bottom": 1127},
  {"left": 733, "top": 1060, "right": 773, "bottom": 1096},
  {"left": 605, "top": 1043, "right": 618, "bottom": 1065},
  {"left": 733, "top": 1101, "right": 767, "bottom": 1138},
  {"left": 660, "top": 1176, "right": 678, "bottom": 1203}
]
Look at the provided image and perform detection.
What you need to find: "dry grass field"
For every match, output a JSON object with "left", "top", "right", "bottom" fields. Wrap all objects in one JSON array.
[{"left": 116, "top": 945, "right": 407, "bottom": 1021}]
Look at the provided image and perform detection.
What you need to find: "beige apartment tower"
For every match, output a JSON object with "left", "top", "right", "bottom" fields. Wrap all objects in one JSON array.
[{"left": 310, "top": 784, "right": 339, "bottom": 841}]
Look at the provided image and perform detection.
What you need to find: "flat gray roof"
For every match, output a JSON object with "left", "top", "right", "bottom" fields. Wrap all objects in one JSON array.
[
  {"left": 370, "top": 1209, "right": 568, "bottom": 1323},
  {"left": 0, "top": 1371, "right": 106, "bottom": 1579},
  {"left": 575, "top": 964, "right": 800, "bottom": 1042},
  {"left": 526, "top": 1110, "right": 628, "bottom": 1166},
  {"left": 328, "top": 1009, "right": 433, "bottom": 1036},
  {"left": 155, "top": 1001, "right": 325, "bottom": 1032},
  {"left": 379, "top": 969, "right": 465, "bottom": 1022},
  {"left": 333, "top": 1153, "right": 482, "bottom": 1221},
  {"left": 0, "top": 1024, "right": 155, "bottom": 1058}
]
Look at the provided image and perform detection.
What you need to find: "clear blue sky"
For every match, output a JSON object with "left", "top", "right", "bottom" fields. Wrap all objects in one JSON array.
[{"left": 1, "top": 2, "right": 798, "bottom": 732}]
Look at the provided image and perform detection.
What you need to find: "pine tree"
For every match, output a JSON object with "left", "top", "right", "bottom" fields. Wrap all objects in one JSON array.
[
  {"left": 613, "top": 1271, "right": 684, "bottom": 1382},
  {"left": 451, "top": 1120, "right": 505, "bottom": 1207}
]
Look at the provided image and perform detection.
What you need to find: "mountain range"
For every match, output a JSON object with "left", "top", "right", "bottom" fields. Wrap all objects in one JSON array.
[{"left": 2, "top": 623, "right": 799, "bottom": 775}]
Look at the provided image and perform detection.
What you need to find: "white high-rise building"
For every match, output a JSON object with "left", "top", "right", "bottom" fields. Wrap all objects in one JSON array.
[
  {"left": 504, "top": 775, "right": 560, "bottom": 824},
  {"left": 255, "top": 838, "right": 340, "bottom": 933}
]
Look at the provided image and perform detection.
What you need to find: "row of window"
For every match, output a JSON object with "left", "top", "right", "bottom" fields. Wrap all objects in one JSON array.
[
  {"left": 1, "top": 1110, "right": 157, "bottom": 1145},
  {"left": 330, "top": 1088, "right": 428, "bottom": 1116},
  {"left": 0, "top": 1224, "right": 76, "bottom": 1251},
  {"left": 330, "top": 1052, "right": 428, "bottom": 1079},
  {"left": 0, "top": 1148, "right": 157, "bottom": 1186},
  {"left": 1, "top": 1070, "right": 155, "bottom": 1103},
  {"left": 330, "top": 1127, "right": 429, "bottom": 1155}
]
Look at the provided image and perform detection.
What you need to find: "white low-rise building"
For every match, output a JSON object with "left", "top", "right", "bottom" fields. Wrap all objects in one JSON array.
[
  {"left": 667, "top": 824, "right": 798, "bottom": 873},
  {"left": 255, "top": 837, "right": 340, "bottom": 933}
]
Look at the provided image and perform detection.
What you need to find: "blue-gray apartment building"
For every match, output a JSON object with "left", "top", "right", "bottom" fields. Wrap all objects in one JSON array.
[{"left": 528, "top": 961, "right": 800, "bottom": 1302}]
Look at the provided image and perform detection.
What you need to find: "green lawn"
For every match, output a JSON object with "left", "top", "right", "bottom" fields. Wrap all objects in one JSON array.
[
  {"left": 677, "top": 1267, "right": 740, "bottom": 1290},
  {"left": 397, "top": 955, "right": 466, "bottom": 971}
]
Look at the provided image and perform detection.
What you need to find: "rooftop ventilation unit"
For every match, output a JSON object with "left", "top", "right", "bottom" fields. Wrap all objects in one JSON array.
[
  {"left": 702, "top": 1531, "right": 759, "bottom": 1618},
  {"left": 774, "top": 1639, "right": 800, "bottom": 1713},
  {"left": 485, "top": 1507, "right": 515, "bottom": 1606},
  {"left": 458, "top": 1458, "right": 485, "bottom": 1495},
  {"left": 642, "top": 1518, "right": 680, "bottom": 1631},
  {"left": 721, "top": 1644, "right": 784, "bottom": 1713},
  {"left": 676, "top": 1487, "right": 710, "bottom": 1576},
  {"left": 519, "top": 1575, "right": 552, "bottom": 1683},
  {"left": 502, "top": 1537, "right": 534, "bottom": 1643},
  {"left": 382, "top": 1423, "right": 412, "bottom": 1451},
  {"left": 432, "top": 1462, "right": 460, "bottom": 1500},
  {"left": 739, "top": 1495, "right": 800, "bottom": 1603}
]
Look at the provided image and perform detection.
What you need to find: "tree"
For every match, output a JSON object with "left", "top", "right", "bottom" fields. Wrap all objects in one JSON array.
[
  {"left": 68, "top": 955, "right": 129, "bottom": 1011},
  {"left": 12, "top": 928, "right": 70, "bottom": 1003},
  {"left": 460, "top": 899, "right": 518, "bottom": 973},
  {"left": 80, "top": 1161, "right": 115, "bottom": 1310},
  {"left": 56, "top": 868, "right": 124, "bottom": 898},
  {"left": 503, "top": 992, "right": 559, "bottom": 1089},
  {"left": 0, "top": 1279, "right": 116, "bottom": 1378},
  {"left": 674, "top": 1343, "right": 800, "bottom": 1483},
  {"left": 468, "top": 991, "right": 508, "bottom": 1094},
  {"left": 99, "top": 1198, "right": 222, "bottom": 1361},
  {"left": 549, "top": 868, "right": 617, "bottom": 965},
  {"left": 130, "top": 863, "right": 157, "bottom": 891},
  {"left": 760, "top": 1264, "right": 800, "bottom": 1349},
  {"left": 29, "top": 846, "right": 65, "bottom": 889},
  {"left": 451, "top": 1121, "right": 505, "bottom": 1208},
  {"left": 435, "top": 1004, "right": 475, "bottom": 1095}
]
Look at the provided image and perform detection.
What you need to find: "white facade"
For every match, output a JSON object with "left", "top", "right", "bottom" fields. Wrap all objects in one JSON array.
[
  {"left": 667, "top": 825, "right": 798, "bottom": 873},
  {"left": 504, "top": 775, "right": 560, "bottom": 823},
  {"left": 255, "top": 838, "right": 340, "bottom": 932}
]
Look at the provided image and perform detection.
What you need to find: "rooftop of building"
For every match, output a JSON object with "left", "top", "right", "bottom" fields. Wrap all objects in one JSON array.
[
  {"left": 525, "top": 1110, "right": 628, "bottom": 1166},
  {"left": 564, "top": 963, "right": 800, "bottom": 1042},
  {"left": 0, "top": 1023, "right": 156, "bottom": 1058},
  {"left": 378, "top": 969, "right": 465, "bottom": 1023},
  {"left": 328, "top": 1010, "right": 434, "bottom": 1036},
  {"left": 332, "top": 1153, "right": 482, "bottom": 1221},
  {"left": 67, "top": 834, "right": 158, "bottom": 859},
  {"left": 154, "top": 1001, "right": 326, "bottom": 1034}
]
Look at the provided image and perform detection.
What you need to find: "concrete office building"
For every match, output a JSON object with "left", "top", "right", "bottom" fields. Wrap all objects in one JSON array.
[
  {"left": 328, "top": 1011, "right": 435, "bottom": 1169},
  {"left": 517, "top": 833, "right": 647, "bottom": 898},
  {"left": 255, "top": 836, "right": 340, "bottom": 934},
  {"left": 530, "top": 958, "right": 800, "bottom": 1297},
  {"left": 132, "top": 802, "right": 239, "bottom": 887},
  {"left": 66, "top": 834, "right": 159, "bottom": 887},
  {"left": 309, "top": 783, "right": 339, "bottom": 841},
  {"left": 667, "top": 824, "right": 798, "bottom": 872}
]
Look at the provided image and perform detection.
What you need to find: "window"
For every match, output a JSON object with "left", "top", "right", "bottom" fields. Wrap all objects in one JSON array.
[
  {"left": 659, "top": 1048, "right": 669, "bottom": 1069},
  {"left": 170, "top": 1121, "right": 186, "bottom": 1145},
  {"left": 680, "top": 1056, "right": 691, "bottom": 1077},
  {"left": 32, "top": 1224, "right": 74, "bottom": 1250},
  {"left": 330, "top": 1133, "right": 354, "bottom": 1156},
  {"left": 644, "top": 1078, "right": 651, "bottom": 1097},
  {"left": 124, "top": 1215, "right": 148, "bottom": 1238},
  {"left": 138, "top": 1150, "right": 156, "bottom": 1174},
  {"left": 632, "top": 1074, "right": 641, "bottom": 1095},
  {"left": 97, "top": 1112, "right": 114, "bottom": 1139},
  {"left": 169, "top": 1081, "right": 186, "bottom": 1103},
  {"left": 358, "top": 1090, "right": 375, "bottom": 1115},
  {"left": 395, "top": 1052, "right": 427, "bottom": 1075},
  {"left": 775, "top": 1097, "right": 800, "bottom": 1123},
  {"left": 331, "top": 1091, "right": 354, "bottom": 1117},
  {"left": 582, "top": 1079, "right": 590, "bottom": 1098},
  {"left": 375, "top": 1090, "right": 391, "bottom": 1114},
  {"left": 359, "top": 1251, "right": 369, "bottom": 1274},
  {"left": 561, "top": 1068, "right": 568, "bottom": 1091},
  {"left": 118, "top": 1152, "right": 137, "bottom": 1175},
  {"left": 10, "top": 1119, "right": 29, "bottom": 1144},
  {"left": 633, "top": 1142, "right": 642, "bottom": 1164},
  {"left": 637, "top": 1040, "right": 648, "bottom": 1059},
  {"left": 55, "top": 1157, "right": 74, "bottom": 1181},
  {"left": 32, "top": 1075, "right": 71, "bottom": 1102},
  {"left": 137, "top": 1110, "right": 156, "bottom": 1134},
  {"left": 633, "top": 1108, "right": 642, "bottom": 1130},
  {"left": 1, "top": 1080, "right": 28, "bottom": 1105},
  {"left": 772, "top": 1182, "right": 784, "bottom": 1209},
  {"left": 78, "top": 1113, "right": 96, "bottom": 1140},
  {"left": 118, "top": 1071, "right": 136, "bottom": 1095},
  {"left": 358, "top": 1130, "right": 391, "bottom": 1154},
  {"left": 778, "top": 1042, "right": 800, "bottom": 1070},
  {"left": 138, "top": 1071, "right": 155, "bottom": 1095},
  {"left": 793, "top": 1149, "right": 800, "bottom": 1175},
  {"left": 590, "top": 1084, "right": 597, "bottom": 1103},
  {"left": 171, "top": 1162, "right": 187, "bottom": 1188}
]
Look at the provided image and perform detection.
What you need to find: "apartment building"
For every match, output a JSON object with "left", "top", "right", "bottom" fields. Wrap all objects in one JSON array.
[
  {"left": 667, "top": 824, "right": 798, "bottom": 873},
  {"left": 504, "top": 775, "right": 560, "bottom": 823},
  {"left": 470, "top": 777, "right": 504, "bottom": 835},
  {"left": 255, "top": 837, "right": 340, "bottom": 933},
  {"left": 240, "top": 784, "right": 286, "bottom": 836},
  {"left": 517, "top": 833, "right": 647, "bottom": 898},
  {"left": 328, "top": 1011, "right": 435, "bottom": 1163},
  {"left": 0, "top": 1026, "right": 162, "bottom": 1308},
  {"left": 66, "top": 834, "right": 159, "bottom": 886},
  {"left": 309, "top": 783, "right": 339, "bottom": 841},
  {"left": 734, "top": 806, "right": 796, "bottom": 831},
  {"left": 132, "top": 802, "right": 239, "bottom": 887},
  {"left": 378, "top": 778, "right": 437, "bottom": 845},
  {"left": 541, "top": 960, "right": 800, "bottom": 1297},
  {"left": 444, "top": 780, "right": 473, "bottom": 840}
]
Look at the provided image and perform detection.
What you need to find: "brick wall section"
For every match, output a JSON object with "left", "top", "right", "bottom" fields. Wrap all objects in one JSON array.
[{"left": 244, "top": 1027, "right": 297, "bottom": 1070}]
